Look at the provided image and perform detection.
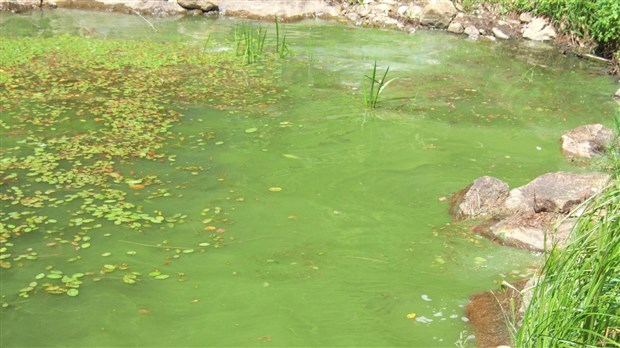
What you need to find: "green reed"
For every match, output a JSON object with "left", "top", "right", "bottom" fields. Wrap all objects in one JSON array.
[
  {"left": 234, "top": 23, "right": 266, "bottom": 64},
  {"left": 275, "top": 16, "right": 291, "bottom": 59},
  {"left": 516, "top": 115, "right": 620, "bottom": 347},
  {"left": 363, "top": 61, "right": 397, "bottom": 109}
]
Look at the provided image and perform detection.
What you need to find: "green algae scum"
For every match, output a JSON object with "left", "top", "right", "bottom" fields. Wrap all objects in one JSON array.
[{"left": 0, "top": 9, "right": 617, "bottom": 347}]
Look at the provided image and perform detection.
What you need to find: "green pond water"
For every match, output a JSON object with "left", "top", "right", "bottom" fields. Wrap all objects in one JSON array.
[{"left": 0, "top": 9, "right": 618, "bottom": 347}]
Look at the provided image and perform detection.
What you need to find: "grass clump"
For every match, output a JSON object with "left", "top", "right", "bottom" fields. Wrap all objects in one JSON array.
[
  {"left": 515, "top": 113, "right": 620, "bottom": 347},
  {"left": 234, "top": 23, "right": 266, "bottom": 64},
  {"left": 363, "top": 61, "right": 397, "bottom": 109},
  {"left": 275, "top": 16, "right": 291, "bottom": 59}
]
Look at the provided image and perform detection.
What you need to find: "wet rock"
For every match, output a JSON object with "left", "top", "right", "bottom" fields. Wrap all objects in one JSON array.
[
  {"left": 489, "top": 211, "right": 576, "bottom": 251},
  {"left": 561, "top": 124, "right": 615, "bottom": 160},
  {"left": 613, "top": 88, "right": 620, "bottom": 101},
  {"left": 523, "top": 17, "right": 556, "bottom": 41},
  {"left": 464, "top": 25, "right": 479, "bottom": 40},
  {"left": 447, "top": 21, "right": 464, "bottom": 34},
  {"left": 450, "top": 171, "right": 610, "bottom": 251},
  {"left": 177, "top": 0, "right": 217, "bottom": 12},
  {"left": 449, "top": 176, "right": 509, "bottom": 220},
  {"left": 396, "top": 4, "right": 407, "bottom": 16},
  {"left": 504, "top": 172, "right": 610, "bottom": 214},
  {"left": 419, "top": 0, "right": 456, "bottom": 29},
  {"left": 492, "top": 27, "right": 509, "bottom": 40}
]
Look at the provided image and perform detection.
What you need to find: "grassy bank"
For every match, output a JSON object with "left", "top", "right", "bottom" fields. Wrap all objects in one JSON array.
[{"left": 514, "top": 115, "right": 620, "bottom": 347}]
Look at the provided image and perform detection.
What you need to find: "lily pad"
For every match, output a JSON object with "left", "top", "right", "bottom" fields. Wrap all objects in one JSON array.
[
  {"left": 244, "top": 127, "right": 258, "bottom": 134},
  {"left": 66, "top": 289, "right": 79, "bottom": 297}
]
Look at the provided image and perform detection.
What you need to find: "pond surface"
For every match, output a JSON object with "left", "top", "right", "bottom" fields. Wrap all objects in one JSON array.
[{"left": 0, "top": 9, "right": 617, "bottom": 347}]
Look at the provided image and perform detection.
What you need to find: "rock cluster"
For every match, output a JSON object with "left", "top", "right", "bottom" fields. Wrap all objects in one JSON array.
[
  {"left": 450, "top": 123, "right": 615, "bottom": 251},
  {"left": 451, "top": 171, "right": 610, "bottom": 251},
  {"left": 337, "top": 0, "right": 557, "bottom": 42}
]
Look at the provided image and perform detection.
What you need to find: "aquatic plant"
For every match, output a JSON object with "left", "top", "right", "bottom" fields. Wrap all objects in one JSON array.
[
  {"left": 275, "top": 16, "right": 291, "bottom": 59},
  {"left": 363, "top": 61, "right": 397, "bottom": 109},
  {"left": 234, "top": 22, "right": 267, "bottom": 64},
  {"left": 0, "top": 34, "right": 282, "bottom": 299}
]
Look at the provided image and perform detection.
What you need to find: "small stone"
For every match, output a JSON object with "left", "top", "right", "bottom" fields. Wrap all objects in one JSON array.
[
  {"left": 345, "top": 12, "right": 360, "bottom": 22},
  {"left": 464, "top": 25, "right": 480, "bottom": 40},
  {"left": 492, "top": 27, "right": 510, "bottom": 40},
  {"left": 397, "top": 5, "right": 408, "bottom": 16},
  {"left": 519, "top": 12, "right": 532, "bottom": 23},
  {"left": 523, "top": 17, "right": 556, "bottom": 41},
  {"left": 447, "top": 22, "right": 464, "bottom": 34},
  {"left": 420, "top": 0, "right": 457, "bottom": 28},
  {"left": 407, "top": 5, "right": 423, "bottom": 20}
]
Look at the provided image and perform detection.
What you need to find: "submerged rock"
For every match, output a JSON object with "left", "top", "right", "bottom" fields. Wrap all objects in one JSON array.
[
  {"left": 560, "top": 124, "right": 616, "bottom": 160},
  {"left": 419, "top": 0, "right": 456, "bottom": 29}
]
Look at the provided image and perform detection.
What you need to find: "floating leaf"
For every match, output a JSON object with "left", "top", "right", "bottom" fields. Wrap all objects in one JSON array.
[
  {"left": 198, "top": 242, "right": 210, "bottom": 247},
  {"left": 245, "top": 127, "right": 258, "bottom": 133},
  {"left": 268, "top": 187, "right": 282, "bottom": 192},
  {"left": 66, "top": 289, "right": 79, "bottom": 297},
  {"left": 282, "top": 154, "right": 300, "bottom": 159},
  {"left": 35, "top": 273, "right": 45, "bottom": 280},
  {"left": 406, "top": 313, "right": 417, "bottom": 319},
  {"left": 474, "top": 256, "right": 487, "bottom": 265},
  {"left": 46, "top": 273, "right": 63, "bottom": 279},
  {"left": 101, "top": 252, "right": 112, "bottom": 257},
  {"left": 154, "top": 274, "right": 170, "bottom": 280},
  {"left": 148, "top": 270, "right": 161, "bottom": 277},
  {"left": 81, "top": 243, "right": 91, "bottom": 249},
  {"left": 182, "top": 249, "right": 194, "bottom": 254}
]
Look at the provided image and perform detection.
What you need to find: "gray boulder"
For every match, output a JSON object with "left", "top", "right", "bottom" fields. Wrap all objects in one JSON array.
[
  {"left": 560, "top": 124, "right": 615, "bottom": 160},
  {"left": 450, "top": 176, "right": 510, "bottom": 220},
  {"left": 420, "top": 0, "right": 456, "bottom": 29},
  {"left": 523, "top": 17, "right": 556, "bottom": 41}
]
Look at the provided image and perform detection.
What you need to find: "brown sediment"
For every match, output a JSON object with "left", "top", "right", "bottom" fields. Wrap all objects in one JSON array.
[{"left": 466, "top": 279, "right": 528, "bottom": 348}]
